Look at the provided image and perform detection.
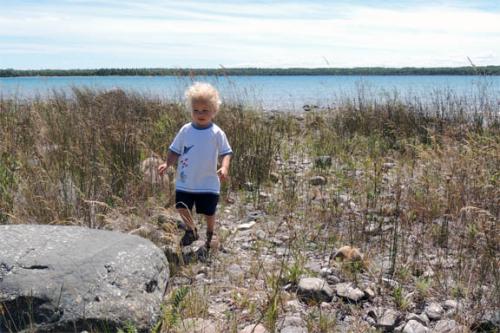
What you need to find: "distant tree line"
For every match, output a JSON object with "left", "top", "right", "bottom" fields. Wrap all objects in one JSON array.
[{"left": 1, "top": 66, "right": 499, "bottom": 77}]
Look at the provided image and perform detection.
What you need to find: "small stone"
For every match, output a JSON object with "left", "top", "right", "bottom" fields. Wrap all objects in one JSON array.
[
  {"left": 297, "top": 277, "right": 333, "bottom": 303},
  {"left": 425, "top": 302, "right": 444, "bottom": 320},
  {"left": 406, "top": 313, "right": 430, "bottom": 326},
  {"left": 237, "top": 221, "right": 257, "bottom": 230},
  {"left": 431, "top": 319, "right": 462, "bottom": 333},
  {"left": 255, "top": 229, "right": 267, "bottom": 240},
  {"left": 320, "top": 267, "right": 332, "bottom": 278},
  {"left": 335, "top": 282, "right": 366, "bottom": 302},
  {"left": 309, "top": 176, "right": 327, "bottom": 186},
  {"left": 364, "top": 287, "right": 376, "bottom": 299},
  {"left": 378, "top": 309, "right": 401, "bottom": 330},
  {"left": 181, "top": 240, "right": 209, "bottom": 263},
  {"left": 239, "top": 323, "right": 269, "bottom": 333},
  {"left": 404, "top": 320, "right": 429, "bottom": 333},
  {"left": 443, "top": 300, "right": 458, "bottom": 311},
  {"left": 368, "top": 308, "right": 402, "bottom": 331}
]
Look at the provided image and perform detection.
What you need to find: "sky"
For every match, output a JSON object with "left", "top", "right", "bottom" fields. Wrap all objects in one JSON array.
[{"left": 0, "top": 0, "right": 499, "bottom": 69}]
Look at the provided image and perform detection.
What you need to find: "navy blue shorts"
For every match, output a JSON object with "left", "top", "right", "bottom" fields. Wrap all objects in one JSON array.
[{"left": 175, "top": 191, "right": 219, "bottom": 216}]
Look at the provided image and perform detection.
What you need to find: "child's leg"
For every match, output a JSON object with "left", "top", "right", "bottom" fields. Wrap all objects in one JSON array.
[{"left": 205, "top": 214, "right": 216, "bottom": 248}]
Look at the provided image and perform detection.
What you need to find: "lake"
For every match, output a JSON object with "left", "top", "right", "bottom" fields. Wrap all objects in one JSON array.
[{"left": 1, "top": 75, "right": 498, "bottom": 111}]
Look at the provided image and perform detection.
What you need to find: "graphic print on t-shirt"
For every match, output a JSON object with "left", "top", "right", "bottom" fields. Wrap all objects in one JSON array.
[
  {"left": 179, "top": 145, "right": 193, "bottom": 183},
  {"left": 183, "top": 145, "right": 194, "bottom": 155}
]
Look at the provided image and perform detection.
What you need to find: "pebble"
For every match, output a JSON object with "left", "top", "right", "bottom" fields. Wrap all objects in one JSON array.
[
  {"left": 403, "top": 320, "right": 429, "bottom": 333},
  {"left": 335, "top": 282, "right": 366, "bottom": 302},
  {"left": 442, "top": 300, "right": 458, "bottom": 311},
  {"left": 431, "top": 319, "right": 463, "bottom": 333},
  {"left": 378, "top": 309, "right": 401, "bottom": 330},
  {"left": 425, "top": 302, "right": 444, "bottom": 320},
  {"left": 406, "top": 313, "right": 430, "bottom": 326},
  {"left": 237, "top": 221, "right": 257, "bottom": 230},
  {"left": 255, "top": 229, "right": 267, "bottom": 240},
  {"left": 297, "top": 277, "right": 333, "bottom": 303}
]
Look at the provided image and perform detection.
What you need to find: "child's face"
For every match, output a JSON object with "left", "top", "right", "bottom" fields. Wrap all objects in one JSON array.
[{"left": 191, "top": 100, "right": 216, "bottom": 128}]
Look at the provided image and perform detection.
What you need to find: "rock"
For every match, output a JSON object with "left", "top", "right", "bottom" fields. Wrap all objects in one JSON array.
[
  {"left": 379, "top": 309, "right": 402, "bottom": 330},
  {"left": 245, "top": 210, "right": 265, "bottom": 222},
  {"left": 278, "top": 316, "right": 307, "bottom": 333},
  {"left": 404, "top": 320, "right": 429, "bottom": 333},
  {"left": 181, "top": 240, "right": 209, "bottom": 263},
  {"left": 364, "top": 287, "right": 376, "bottom": 299},
  {"left": 240, "top": 323, "right": 269, "bottom": 333},
  {"left": 425, "top": 302, "right": 444, "bottom": 320},
  {"left": 297, "top": 277, "right": 333, "bottom": 303},
  {"left": 309, "top": 176, "right": 327, "bottom": 186},
  {"left": 255, "top": 229, "right": 267, "bottom": 240},
  {"left": 237, "top": 221, "right": 257, "bottom": 230},
  {"left": 314, "top": 156, "right": 332, "bottom": 168},
  {"left": 335, "top": 282, "right": 366, "bottom": 302},
  {"left": 431, "top": 319, "right": 463, "bottom": 333},
  {"left": 0, "top": 224, "right": 169, "bottom": 333},
  {"left": 442, "top": 300, "right": 458, "bottom": 311},
  {"left": 406, "top": 313, "right": 430, "bottom": 326},
  {"left": 177, "top": 318, "right": 217, "bottom": 333},
  {"left": 368, "top": 308, "right": 402, "bottom": 331},
  {"left": 320, "top": 267, "right": 332, "bottom": 278}
]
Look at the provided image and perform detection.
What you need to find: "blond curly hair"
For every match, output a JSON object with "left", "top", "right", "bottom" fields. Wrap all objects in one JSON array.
[{"left": 185, "top": 82, "right": 221, "bottom": 114}]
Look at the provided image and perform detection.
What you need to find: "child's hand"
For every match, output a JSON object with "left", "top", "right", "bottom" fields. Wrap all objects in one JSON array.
[
  {"left": 217, "top": 166, "right": 229, "bottom": 181},
  {"left": 158, "top": 163, "right": 167, "bottom": 176}
]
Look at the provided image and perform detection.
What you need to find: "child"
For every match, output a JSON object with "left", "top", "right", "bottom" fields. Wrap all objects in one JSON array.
[{"left": 158, "top": 82, "right": 232, "bottom": 250}]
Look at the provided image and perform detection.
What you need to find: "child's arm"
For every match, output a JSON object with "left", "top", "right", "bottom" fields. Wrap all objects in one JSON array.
[
  {"left": 217, "top": 154, "right": 232, "bottom": 181},
  {"left": 158, "top": 150, "right": 179, "bottom": 176}
]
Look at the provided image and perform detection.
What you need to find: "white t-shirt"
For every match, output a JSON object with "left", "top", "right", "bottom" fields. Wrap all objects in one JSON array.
[{"left": 169, "top": 122, "right": 232, "bottom": 194}]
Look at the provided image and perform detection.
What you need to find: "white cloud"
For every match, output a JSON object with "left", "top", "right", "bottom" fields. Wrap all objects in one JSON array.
[{"left": 0, "top": 1, "right": 498, "bottom": 68}]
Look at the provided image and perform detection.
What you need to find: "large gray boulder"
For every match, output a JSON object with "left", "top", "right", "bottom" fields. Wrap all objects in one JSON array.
[{"left": 0, "top": 224, "right": 169, "bottom": 332}]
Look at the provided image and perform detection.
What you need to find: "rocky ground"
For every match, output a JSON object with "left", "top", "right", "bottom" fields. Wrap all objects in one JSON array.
[{"left": 108, "top": 153, "right": 498, "bottom": 333}]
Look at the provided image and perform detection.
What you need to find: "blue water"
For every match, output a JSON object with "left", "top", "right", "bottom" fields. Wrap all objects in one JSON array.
[{"left": 1, "top": 75, "right": 498, "bottom": 111}]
